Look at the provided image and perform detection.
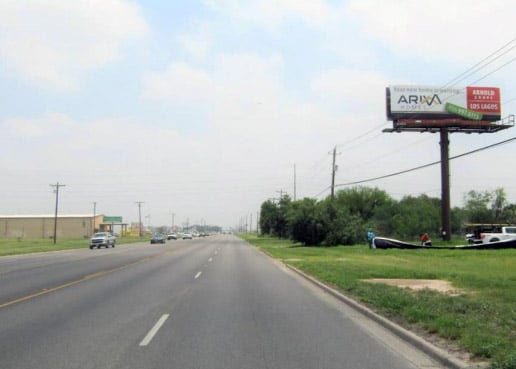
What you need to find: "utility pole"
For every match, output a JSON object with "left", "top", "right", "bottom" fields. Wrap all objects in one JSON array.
[
  {"left": 250, "top": 213, "right": 253, "bottom": 233},
  {"left": 440, "top": 128, "right": 451, "bottom": 241},
  {"left": 330, "top": 147, "right": 339, "bottom": 201},
  {"left": 276, "top": 189, "right": 284, "bottom": 201},
  {"left": 171, "top": 213, "right": 175, "bottom": 231},
  {"left": 293, "top": 164, "right": 297, "bottom": 201},
  {"left": 50, "top": 182, "right": 66, "bottom": 245},
  {"left": 135, "top": 201, "right": 144, "bottom": 237},
  {"left": 92, "top": 201, "right": 97, "bottom": 234}
]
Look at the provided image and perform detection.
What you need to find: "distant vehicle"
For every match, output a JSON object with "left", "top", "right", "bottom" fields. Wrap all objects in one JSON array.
[
  {"left": 150, "top": 233, "right": 166, "bottom": 244},
  {"left": 183, "top": 232, "right": 193, "bottom": 240},
  {"left": 167, "top": 233, "right": 177, "bottom": 240},
  {"left": 89, "top": 232, "right": 116, "bottom": 249}
]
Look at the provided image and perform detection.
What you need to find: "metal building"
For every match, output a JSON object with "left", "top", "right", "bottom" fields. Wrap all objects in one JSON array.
[{"left": 0, "top": 214, "right": 105, "bottom": 239}]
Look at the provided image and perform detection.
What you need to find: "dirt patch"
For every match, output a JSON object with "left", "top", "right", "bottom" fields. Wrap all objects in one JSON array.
[{"left": 364, "top": 279, "right": 465, "bottom": 296}]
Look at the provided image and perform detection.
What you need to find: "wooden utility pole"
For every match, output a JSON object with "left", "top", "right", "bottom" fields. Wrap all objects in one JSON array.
[
  {"left": 330, "top": 147, "right": 337, "bottom": 200},
  {"left": 135, "top": 201, "right": 144, "bottom": 237},
  {"left": 440, "top": 128, "right": 451, "bottom": 241},
  {"left": 92, "top": 201, "right": 97, "bottom": 234},
  {"left": 293, "top": 164, "right": 297, "bottom": 201},
  {"left": 50, "top": 182, "right": 66, "bottom": 244}
]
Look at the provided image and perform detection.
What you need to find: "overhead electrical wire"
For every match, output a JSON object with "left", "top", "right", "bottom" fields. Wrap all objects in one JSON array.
[
  {"left": 442, "top": 37, "right": 516, "bottom": 88},
  {"left": 332, "top": 136, "right": 516, "bottom": 189},
  {"left": 468, "top": 56, "right": 516, "bottom": 86},
  {"left": 335, "top": 122, "right": 388, "bottom": 149}
]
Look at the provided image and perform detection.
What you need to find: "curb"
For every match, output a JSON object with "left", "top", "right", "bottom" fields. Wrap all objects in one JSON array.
[{"left": 284, "top": 263, "right": 473, "bottom": 369}]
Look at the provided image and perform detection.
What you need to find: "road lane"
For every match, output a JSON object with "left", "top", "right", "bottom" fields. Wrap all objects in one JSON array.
[
  {"left": 113, "top": 236, "right": 445, "bottom": 369},
  {"left": 0, "top": 241, "right": 192, "bottom": 306},
  {"left": 0, "top": 235, "right": 446, "bottom": 369},
  {"left": 0, "top": 238, "right": 219, "bottom": 369}
]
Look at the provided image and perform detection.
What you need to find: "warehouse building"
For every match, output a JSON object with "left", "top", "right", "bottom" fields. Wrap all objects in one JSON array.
[{"left": 0, "top": 214, "right": 126, "bottom": 239}]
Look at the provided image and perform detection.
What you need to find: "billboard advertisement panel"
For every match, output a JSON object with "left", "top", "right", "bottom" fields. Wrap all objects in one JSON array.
[{"left": 386, "top": 85, "right": 501, "bottom": 122}]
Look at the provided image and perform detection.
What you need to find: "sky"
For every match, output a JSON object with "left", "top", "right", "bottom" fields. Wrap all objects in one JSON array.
[{"left": 1, "top": 0, "right": 516, "bottom": 230}]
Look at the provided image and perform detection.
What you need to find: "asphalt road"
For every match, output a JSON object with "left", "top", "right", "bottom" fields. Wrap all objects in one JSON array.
[{"left": 0, "top": 235, "right": 447, "bottom": 369}]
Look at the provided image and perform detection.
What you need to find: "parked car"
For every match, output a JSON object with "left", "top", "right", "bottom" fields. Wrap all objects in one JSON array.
[
  {"left": 167, "top": 233, "right": 177, "bottom": 240},
  {"left": 150, "top": 233, "right": 166, "bottom": 244},
  {"left": 183, "top": 232, "right": 193, "bottom": 240},
  {"left": 89, "top": 232, "right": 116, "bottom": 249}
]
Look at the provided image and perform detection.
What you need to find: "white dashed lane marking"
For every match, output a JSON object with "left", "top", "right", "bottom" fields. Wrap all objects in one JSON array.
[{"left": 139, "top": 314, "right": 169, "bottom": 347}]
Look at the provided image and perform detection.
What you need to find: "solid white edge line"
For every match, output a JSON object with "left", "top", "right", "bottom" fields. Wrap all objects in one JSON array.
[
  {"left": 139, "top": 314, "right": 170, "bottom": 347},
  {"left": 194, "top": 271, "right": 202, "bottom": 279}
]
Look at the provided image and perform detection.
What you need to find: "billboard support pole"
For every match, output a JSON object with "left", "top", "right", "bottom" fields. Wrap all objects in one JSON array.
[{"left": 439, "top": 128, "right": 451, "bottom": 241}]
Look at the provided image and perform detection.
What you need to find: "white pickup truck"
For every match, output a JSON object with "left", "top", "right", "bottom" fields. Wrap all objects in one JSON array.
[{"left": 481, "top": 226, "right": 516, "bottom": 243}]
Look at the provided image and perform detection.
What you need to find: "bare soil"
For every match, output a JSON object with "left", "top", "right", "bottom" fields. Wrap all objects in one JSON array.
[{"left": 365, "top": 278, "right": 465, "bottom": 296}]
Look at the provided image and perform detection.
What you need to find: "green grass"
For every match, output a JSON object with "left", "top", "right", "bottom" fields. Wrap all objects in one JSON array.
[
  {"left": 0, "top": 236, "right": 147, "bottom": 256},
  {"left": 241, "top": 233, "right": 516, "bottom": 369}
]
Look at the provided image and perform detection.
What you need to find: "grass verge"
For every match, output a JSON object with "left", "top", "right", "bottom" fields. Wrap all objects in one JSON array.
[
  {"left": 0, "top": 237, "right": 147, "bottom": 256},
  {"left": 241, "top": 233, "right": 516, "bottom": 369}
]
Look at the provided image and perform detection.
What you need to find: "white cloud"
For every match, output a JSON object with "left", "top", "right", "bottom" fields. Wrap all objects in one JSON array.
[
  {"left": 346, "top": 0, "right": 515, "bottom": 64},
  {"left": 142, "top": 53, "right": 285, "bottom": 110},
  {"left": 178, "top": 26, "right": 213, "bottom": 61},
  {"left": 311, "top": 68, "right": 392, "bottom": 112},
  {"left": 142, "top": 62, "right": 215, "bottom": 104},
  {"left": 0, "top": 0, "right": 148, "bottom": 90},
  {"left": 3, "top": 112, "right": 73, "bottom": 139},
  {"left": 204, "top": 0, "right": 331, "bottom": 30}
]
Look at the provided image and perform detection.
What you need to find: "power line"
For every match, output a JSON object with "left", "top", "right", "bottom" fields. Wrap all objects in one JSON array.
[
  {"left": 443, "top": 37, "right": 516, "bottom": 88},
  {"left": 312, "top": 136, "right": 516, "bottom": 196},
  {"left": 468, "top": 56, "right": 516, "bottom": 86},
  {"left": 313, "top": 185, "right": 331, "bottom": 199},
  {"left": 336, "top": 122, "right": 388, "bottom": 149}
]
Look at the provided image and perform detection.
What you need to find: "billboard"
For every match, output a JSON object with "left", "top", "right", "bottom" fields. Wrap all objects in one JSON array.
[{"left": 386, "top": 85, "right": 501, "bottom": 122}]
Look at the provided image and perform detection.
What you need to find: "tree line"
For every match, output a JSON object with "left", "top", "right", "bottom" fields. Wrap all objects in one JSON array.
[{"left": 259, "top": 187, "right": 516, "bottom": 246}]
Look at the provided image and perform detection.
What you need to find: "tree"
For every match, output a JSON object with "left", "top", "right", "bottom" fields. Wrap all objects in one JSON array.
[
  {"left": 275, "top": 194, "right": 292, "bottom": 238},
  {"left": 259, "top": 200, "right": 278, "bottom": 235},
  {"left": 287, "top": 198, "right": 327, "bottom": 245},
  {"left": 259, "top": 186, "right": 516, "bottom": 245},
  {"left": 463, "top": 190, "right": 494, "bottom": 223},
  {"left": 388, "top": 194, "right": 441, "bottom": 239},
  {"left": 259, "top": 195, "right": 292, "bottom": 238},
  {"left": 333, "top": 187, "right": 390, "bottom": 220},
  {"left": 492, "top": 188, "right": 509, "bottom": 222}
]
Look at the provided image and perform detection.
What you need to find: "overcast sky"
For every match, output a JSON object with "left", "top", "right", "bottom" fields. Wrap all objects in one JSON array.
[{"left": 1, "top": 0, "right": 515, "bottom": 230}]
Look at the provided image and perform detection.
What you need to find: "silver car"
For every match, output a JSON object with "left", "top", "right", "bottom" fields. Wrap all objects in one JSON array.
[{"left": 89, "top": 232, "right": 116, "bottom": 249}]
